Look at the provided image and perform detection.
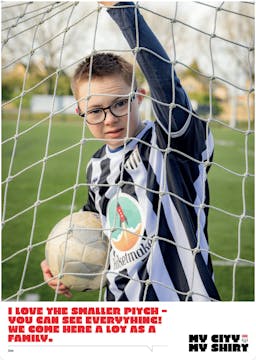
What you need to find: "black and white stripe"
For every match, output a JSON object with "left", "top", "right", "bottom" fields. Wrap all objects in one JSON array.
[{"left": 84, "top": 118, "right": 220, "bottom": 301}]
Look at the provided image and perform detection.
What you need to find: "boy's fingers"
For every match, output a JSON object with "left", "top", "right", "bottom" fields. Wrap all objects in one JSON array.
[
  {"left": 41, "top": 259, "right": 72, "bottom": 297},
  {"left": 98, "top": 2, "right": 118, "bottom": 7}
]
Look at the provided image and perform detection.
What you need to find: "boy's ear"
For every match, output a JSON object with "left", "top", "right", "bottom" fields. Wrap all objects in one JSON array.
[{"left": 136, "top": 88, "right": 146, "bottom": 105}]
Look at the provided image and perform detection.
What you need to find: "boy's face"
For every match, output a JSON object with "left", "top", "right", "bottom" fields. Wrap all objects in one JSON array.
[{"left": 77, "top": 75, "right": 144, "bottom": 149}]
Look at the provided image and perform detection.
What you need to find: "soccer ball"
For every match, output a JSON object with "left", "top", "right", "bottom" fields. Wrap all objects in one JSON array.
[{"left": 45, "top": 211, "right": 108, "bottom": 291}]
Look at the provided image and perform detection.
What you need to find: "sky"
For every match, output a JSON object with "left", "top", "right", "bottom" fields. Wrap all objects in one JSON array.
[{"left": 2, "top": 1, "right": 254, "bottom": 88}]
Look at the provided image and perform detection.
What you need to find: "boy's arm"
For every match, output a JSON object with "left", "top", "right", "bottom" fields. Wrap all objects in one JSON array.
[{"left": 106, "top": 2, "right": 191, "bottom": 133}]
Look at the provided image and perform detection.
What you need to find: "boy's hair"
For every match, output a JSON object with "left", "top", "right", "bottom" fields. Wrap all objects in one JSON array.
[{"left": 71, "top": 52, "right": 137, "bottom": 100}]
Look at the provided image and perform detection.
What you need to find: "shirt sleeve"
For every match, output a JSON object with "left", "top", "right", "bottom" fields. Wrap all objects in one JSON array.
[
  {"left": 83, "top": 162, "right": 98, "bottom": 213},
  {"left": 108, "top": 2, "right": 191, "bottom": 134},
  {"left": 83, "top": 189, "right": 97, "bottom": 213}
]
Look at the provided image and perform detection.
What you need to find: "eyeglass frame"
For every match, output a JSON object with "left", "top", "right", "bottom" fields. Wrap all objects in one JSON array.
[{"left": 77, "top": 91, "right": 137, "bottom": 125}]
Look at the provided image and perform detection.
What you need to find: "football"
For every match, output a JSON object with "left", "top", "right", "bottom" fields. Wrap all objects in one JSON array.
[{"left": 45, "top": 211, "right": 108, "bottom": 291}]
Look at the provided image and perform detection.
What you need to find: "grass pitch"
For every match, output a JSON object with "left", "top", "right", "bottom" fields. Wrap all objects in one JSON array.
[{"left": 1, "top": 114, "right": 254, "bottom": 301}]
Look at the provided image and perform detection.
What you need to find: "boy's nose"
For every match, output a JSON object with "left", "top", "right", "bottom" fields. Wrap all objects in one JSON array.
[{"left": 103, "top": 109, "right": 119, "bottom": 125}]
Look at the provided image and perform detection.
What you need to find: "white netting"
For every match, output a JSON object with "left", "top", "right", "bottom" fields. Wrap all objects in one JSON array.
[{"left": 1, "top": 1, "right": 254, "bottom": 301}]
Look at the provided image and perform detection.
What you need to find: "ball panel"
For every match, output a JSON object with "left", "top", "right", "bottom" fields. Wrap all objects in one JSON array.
[{"left": 45, "top": 211, "right": 108, "bottom": 291}]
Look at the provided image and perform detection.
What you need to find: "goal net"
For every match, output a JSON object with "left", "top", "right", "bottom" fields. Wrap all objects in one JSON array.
[{"left": 1, "top": 1, "right": 254, "bottom": 301}]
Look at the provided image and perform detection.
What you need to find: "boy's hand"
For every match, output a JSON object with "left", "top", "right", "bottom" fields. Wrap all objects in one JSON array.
[
  {"left": 40, "top": 259, "right": 72, "bottom": 298},
  {"left": 99, "top": 2, "right": 118, "bottom": 7}
]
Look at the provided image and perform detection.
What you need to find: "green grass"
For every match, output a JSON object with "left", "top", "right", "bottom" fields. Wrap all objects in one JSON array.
[
  {"left": 208, "top": 124, "right": 254, "bottom": 300},
  {"left": 2, "top": 114, "right": 103, "bottom": 301},
  {"left": 1, "top": 114, "right": 254, "bottom": 301}
]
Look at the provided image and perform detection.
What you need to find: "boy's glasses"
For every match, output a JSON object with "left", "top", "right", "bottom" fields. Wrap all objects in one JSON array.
[{"left": 77, "top": 93, "right": 136, "bottom": 125}]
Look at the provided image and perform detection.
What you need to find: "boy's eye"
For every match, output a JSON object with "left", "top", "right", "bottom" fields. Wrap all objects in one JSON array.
[
  {"left": 113, "top": 99, "right": 128, "bottom": 109},
  {"left": 88, "top": 108, "right": 103, "bottom": 115}
]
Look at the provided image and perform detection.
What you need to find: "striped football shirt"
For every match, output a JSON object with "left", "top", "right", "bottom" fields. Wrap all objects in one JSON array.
[{"left": 83, "top": 2, "right": 220, "bottom": 301}]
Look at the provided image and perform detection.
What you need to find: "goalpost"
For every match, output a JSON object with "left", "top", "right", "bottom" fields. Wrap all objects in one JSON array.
[{"left": 1, "top": 1, "right": 254, "bottom": 301}]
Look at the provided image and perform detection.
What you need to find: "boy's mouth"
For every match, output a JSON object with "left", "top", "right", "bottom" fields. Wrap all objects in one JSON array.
[{"left": 105, "top": 128, "right": 125, "bottom": 138}]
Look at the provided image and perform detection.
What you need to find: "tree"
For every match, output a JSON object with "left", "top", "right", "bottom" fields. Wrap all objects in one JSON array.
[
  {"left": 221, "top": 2, "right": 254, "bottom": 84},
  {"left": 2, "top": 2, "right": 97, "bottom": 96},
  {"left": 195, "top": 2, "right": 254, "bottom": 126}
]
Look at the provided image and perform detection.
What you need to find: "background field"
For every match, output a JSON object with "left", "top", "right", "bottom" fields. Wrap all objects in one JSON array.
[{"left": 1, "top": 112, "right": 254, "bottom": 302}]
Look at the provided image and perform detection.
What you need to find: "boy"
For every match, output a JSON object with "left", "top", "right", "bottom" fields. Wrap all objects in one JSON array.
[{"left": 41, "top": 1, "right": 220, "bottom": 301}]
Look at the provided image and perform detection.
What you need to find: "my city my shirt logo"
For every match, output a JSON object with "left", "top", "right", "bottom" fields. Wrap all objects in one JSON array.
[
  {"left": 106, "top": 193, "right": 150, "bottom": 270},
  {"left": 189, "top": 334, "right": 249, "bottom": 352}
]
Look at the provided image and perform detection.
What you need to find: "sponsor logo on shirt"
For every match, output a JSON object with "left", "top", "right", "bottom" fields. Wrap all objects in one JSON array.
[{"left": 106, "top": 193, "right": 150, "bottom": 270}]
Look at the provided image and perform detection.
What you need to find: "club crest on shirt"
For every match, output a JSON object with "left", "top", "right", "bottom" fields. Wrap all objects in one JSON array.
[{"left": 106, "top": 193, "right": 151, "bottom": 270}]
